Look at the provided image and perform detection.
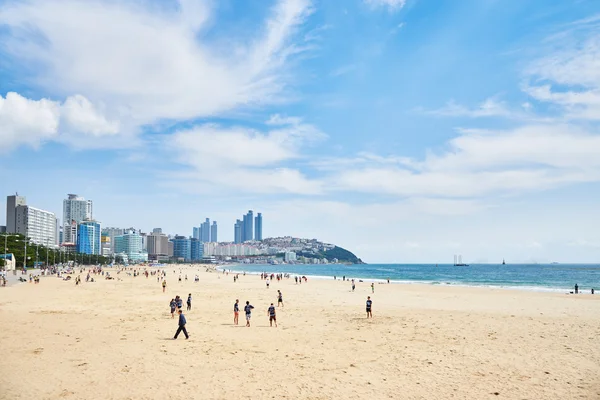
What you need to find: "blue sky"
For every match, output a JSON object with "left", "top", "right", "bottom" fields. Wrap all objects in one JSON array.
[{"left": 1, "top": 0, "right": 600, "bottom": 263}]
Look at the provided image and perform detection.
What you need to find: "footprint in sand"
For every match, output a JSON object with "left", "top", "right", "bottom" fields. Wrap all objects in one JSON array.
[{"left": 33, "top": 348, "right": 44, "bottom": 355}]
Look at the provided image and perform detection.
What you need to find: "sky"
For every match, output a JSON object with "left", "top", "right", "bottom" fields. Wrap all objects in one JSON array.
[{"left": 1, "top": 0, "right": 600, "bottom": 263}]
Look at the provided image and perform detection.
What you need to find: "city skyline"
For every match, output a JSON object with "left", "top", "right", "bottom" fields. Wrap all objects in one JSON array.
[{"left": 1, "top": 1, "right": 600, "bottom": 263}]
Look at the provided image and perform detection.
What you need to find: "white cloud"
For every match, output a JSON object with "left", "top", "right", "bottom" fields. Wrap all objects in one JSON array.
[
  {"left": 524, "top": 18, "right": 600, "bottom": 120},
  {"left": 324, "top": 124, "right": 600, "bottom": 197},
  {"left": 0, "top": 0, "right": 313, "bottom": 145},
  {"left": 167, "top": 119, "right": 325, "bottom": 194},
  {"left": 429, "top": 97, "right": 513, "bottom": 118},
  {"left": 61, "top": 95, "right": 120, "bottom": 137},
  {"left": 0, "top": 92, "right": 60, "bottom": 150},
  {"left": 364, "top": 0, "right": 406, "bottom": 12},
  {"left": 0, "top": 92, "right": 125, "bottom": 151}
]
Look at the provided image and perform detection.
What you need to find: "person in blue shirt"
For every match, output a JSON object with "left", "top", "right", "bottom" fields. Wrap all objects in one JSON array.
[
  {"left": 173, "top": 309, "right": 189, "bottom": 339},
  {"left": 268, "top": 303, "right": 277, "bottom": 327},
  {"left": 244, "top": 301, "right": 254, "bottom": 327},
  {"left": 366, "top": 296, "right": 373, "bottom": 318},
  {"left": 176, "top": 296, "right": 183, "bottom": 309}
]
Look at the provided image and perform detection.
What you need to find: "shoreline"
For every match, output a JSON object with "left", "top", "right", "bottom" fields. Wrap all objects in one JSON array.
[{"left": 215, "top": 264, "right": 597, "bottom": 295}]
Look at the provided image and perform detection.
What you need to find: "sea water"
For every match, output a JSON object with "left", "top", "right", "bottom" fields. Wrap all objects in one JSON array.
[{"left": 221, "top": 263, "right": 600, "bottom": 293}]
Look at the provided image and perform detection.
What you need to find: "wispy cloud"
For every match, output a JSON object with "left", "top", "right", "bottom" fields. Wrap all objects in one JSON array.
[
  {"left": 0, "top": 0, "right": 314, "bottom": 148},
  {"left": 329, "top": 64, "right": 358, "bottom": 77},
  {"left": 364, "top": 0, "right": 407, "bottom": 12}
]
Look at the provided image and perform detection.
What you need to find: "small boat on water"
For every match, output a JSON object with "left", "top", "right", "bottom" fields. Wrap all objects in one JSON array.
[{"left": 502, "top": 259, "right": 505, "bottom": 265}]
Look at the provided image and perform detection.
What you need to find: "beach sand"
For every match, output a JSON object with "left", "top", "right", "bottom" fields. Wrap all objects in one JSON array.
[{"left": 0, "top": 266, "right": 599, "bottom": 400}]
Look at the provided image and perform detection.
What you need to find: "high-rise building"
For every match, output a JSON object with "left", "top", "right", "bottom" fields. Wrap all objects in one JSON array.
[
  {"left": 200, "top": 218, "right": 210, "bottom": 242},
  {"left": 211, "top": 221, "right": 218, "bottom": 243},
  {"left": 191, "top": 238, "right": 204, "bottom": 261},
  {"left": 147, "top": 232, "right": 169, "bottom": 261},
  {"left": 254, "top": 213, "right": 263, "bottom": 241},
  {"left": 77, "top": 219, "right": 101, "bottom": 255},
  {"left": 172, "top": 235, "right": 191, "bottom": 261},
  {"left": 114, "top": 230, "right": 147, "bottom": 263},
  {"left": 101, "top": 227, "right": 124, "bottom": 254},
  {"left": 6, "top": 194, "right": 26, "bottom": 233},
  {"left": 242, "top": 210, "right": 253, "bottom": 242},
  {"left": 152, "top": 228, "right": 163, "bottom": 234},
  {"left": 14, "top": 205, "right": 58, "bottom": 246},
  {"left": 234, "top": 219, "right": 242, "bottom": 244},
  {"left": 63, "top": 194, "right": 92, "bottom": 244},
  {"left": 192, "top": 227, "right": 200, "bottom": 240}
]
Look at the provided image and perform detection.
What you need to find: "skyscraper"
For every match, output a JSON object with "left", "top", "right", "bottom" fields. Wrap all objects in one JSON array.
[
  {"left": 63, "top": 194, "right": 92, "bottom": 244},
  {"left": 6, "top": 194, "right": 26, "bottom": 233},
  {"left": 243, "top": 210, "right": 253, "bottom": 242},
  {"left": 254, "top": 213, "right": 263, "bottom": 241},
  {"left": 200, "top": 218, "right": 210, "bottom": 242},
  {"left": 234, "top": 219, "right": 242, "bottom": 244},
  {"left": 147, "top": 231, "right": 169, "bottom": 261},
  {"left": 211, "top": 221, "right": 218, "bottom": 243},
  {"left": 193, "top": 227, "right": 200, "bottom": 240}
]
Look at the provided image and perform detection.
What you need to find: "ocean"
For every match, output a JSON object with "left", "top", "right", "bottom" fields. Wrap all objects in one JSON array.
[{"left": 220, "top": 263, "right": 600, "bottom": 293}]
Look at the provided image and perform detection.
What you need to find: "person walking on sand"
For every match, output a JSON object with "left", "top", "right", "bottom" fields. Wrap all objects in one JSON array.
[
  {"left": 244, "top": 301, "right": 254, "bottom": 327},
  {"left": 162, "top": 280, "right": 167, "bottom": 293},
  {"left": 170, "top": 298, "right": 177, "bottom": 318},
  {"left": 173, "top": 309, "right": 189, "bottom": 339},
  {"left": 234, "top": 299, "right": 240, "bottom": 325},
  {"left": 187, "top": 293, "right": 192, "bottom": 311},
  {"left": 277, "top": 290, "right": 284, "bottom": 307},
  {"left": 366, "top": 296, "right": 373, "bottom": 318},
  {"left": 352, "top": 281, "right": 355, "bottom": 292},
  {"left": 371, "top": 282, "right": 375, "bottom": 294},
  {"left": 266, "top": 278, "right": 270, "bottom": 289},
  {"left": 268, "top": 303, "right": 277, "bottom": 327}
]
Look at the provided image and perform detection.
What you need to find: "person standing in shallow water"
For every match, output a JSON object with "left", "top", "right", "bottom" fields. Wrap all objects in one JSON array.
[{"left": 575, "top": 283, "right": 579, "bottom": 294}]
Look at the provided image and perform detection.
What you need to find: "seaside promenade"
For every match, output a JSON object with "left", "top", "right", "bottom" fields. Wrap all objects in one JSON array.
[{"left": 0, "top": 265, "right": 599, "bottom": 399}]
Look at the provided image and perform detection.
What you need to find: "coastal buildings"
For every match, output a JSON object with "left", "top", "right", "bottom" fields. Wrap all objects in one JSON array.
[
  {"left": 172, "top": 235, "right": 191, "bottom": 261},
  {"left": 211, "top": 221, "right": 218, "bottom": 243},
  {"left": 6, "top": 194, "right": 58, "bottom": 246},
  {"left": 191, "top": 238, "right": 204, "bottom": 261},
  {"left": 147, "top": 231, "right": 169, "bottom": 261},
  {"left": 203, "top": 242, "right": 264, "bottom": 257},
  {"left": 243, "top": 210, "right": 253, "bottom": 242},
  {"left": 62, "top": 194, "right": 92, "bottom": 244},
  {"left": 114, "top": 230, "right": 147, "bottom": 263},
  {"left": 77, "top": 219, "right": 101, "bottom": 255},
  {"left": 101, "top": 227, "right": 124, "bottom": 254},
  {"left": 15, "top": 205, "right": 58, "bottom": 246},
  {"left": 254, "top": 213, "right": 263, "bottom": 241},
  {"left": 5, "top": 194, "right": 26, "bottom": 233},
  {"left": 234, "top": 219, "right": 242, "bottom": 244}
]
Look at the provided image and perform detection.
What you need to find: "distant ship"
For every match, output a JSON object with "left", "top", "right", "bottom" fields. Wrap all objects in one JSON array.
[
  {"left": 502, "top": 259, "right": 505, "bottom": 265},
  {"left": 453, "top": 254, "right": 469, "bottom": 266}
]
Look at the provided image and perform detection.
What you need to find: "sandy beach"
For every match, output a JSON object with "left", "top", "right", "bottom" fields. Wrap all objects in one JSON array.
[{"left": 0, "top": 266, "right": 599, "bottom": 400}]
